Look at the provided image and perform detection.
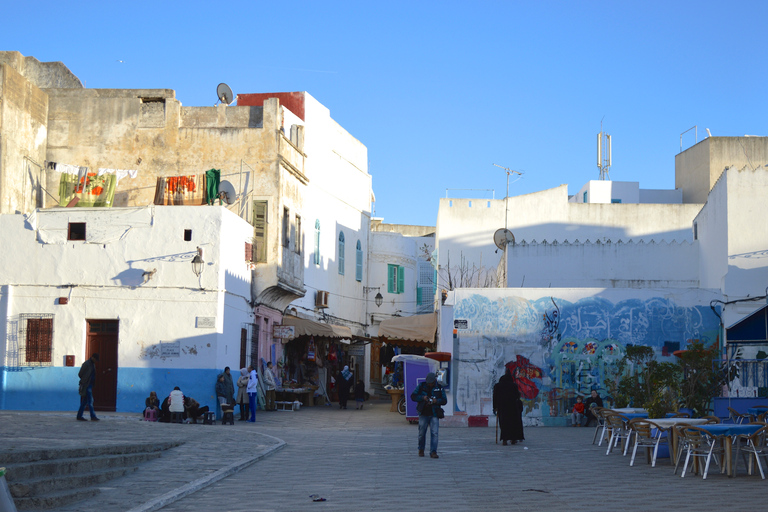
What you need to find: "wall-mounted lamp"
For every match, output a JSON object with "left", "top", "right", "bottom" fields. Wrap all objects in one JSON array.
[
  {"left": 191, "top": 247, "right": 204, "bottom": 277},
  {"left": 364, "top": 286, "right": 383, "bottom": 308}
]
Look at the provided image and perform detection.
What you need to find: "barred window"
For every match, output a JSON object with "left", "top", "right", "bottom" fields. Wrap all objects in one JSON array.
[{"left": 19, "top": 314, "right": 54, "bottom": 366}]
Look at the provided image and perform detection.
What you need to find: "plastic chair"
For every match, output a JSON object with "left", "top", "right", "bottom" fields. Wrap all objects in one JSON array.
[
  {"left": 590, "top": 407, "right": 607, "bottom": 445},
  {"left": 605, "top": 413, "right": 632, "bottom": 456},
  {"left": 628, "top": 419, "right": 668, "bottom": 467},
  {"left": 735, "top": 425, "right": 768, "bottom": 478},
  {"left": 170, "top": 411, "right": 184, "bottom": 424},
  {"left": 702, "top": 415, "right": 721, "bottom": 424},
  {"left": 677, "top": 426, "right": 724, "bottom": 479},
  {"left": 143, "top": 408, "right": 158, "bottom": 422},
  {"left": 728, "top": 407, "right": 750, "bottom": 425}
]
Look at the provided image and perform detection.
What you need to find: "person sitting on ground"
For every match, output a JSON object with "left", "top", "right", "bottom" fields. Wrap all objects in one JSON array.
[
  {"left": 144, "top": 391, "right": 160, "bottom": 419},
  {"left": 184, "top": 396, "right": 210, "bottom": 423},
  {"left": 584, "top": 389, "right": 604, "bottom": 426},
  {"left": 571, "top": 396, "right": 585, "bottom": 427},
  {"left": 354, "top": 379, "right": 366, "bottom": 410},
  {"left": 168, "top": 386, "right": 186, "bottom": 421}
]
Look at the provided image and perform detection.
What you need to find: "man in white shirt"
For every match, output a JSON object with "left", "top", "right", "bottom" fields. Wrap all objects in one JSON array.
[{"left": 263, "top": 362, "right": 278, "bottom": 411}]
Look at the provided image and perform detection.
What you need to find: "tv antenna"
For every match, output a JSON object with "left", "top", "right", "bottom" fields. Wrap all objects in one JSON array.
[
  {"left": 492, "top": 164, "right": 523, "bottom": 230},
  {"left": 597, "top": 119, "right": 611, "bottom": 180},
  {"left": 216, "top": 83, "right": 234, "bottom": 106}
]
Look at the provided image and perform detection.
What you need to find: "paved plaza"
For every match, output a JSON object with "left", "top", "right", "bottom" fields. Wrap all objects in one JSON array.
[{"left": 2, "top": 402, "right": 767, "bottom": 511}]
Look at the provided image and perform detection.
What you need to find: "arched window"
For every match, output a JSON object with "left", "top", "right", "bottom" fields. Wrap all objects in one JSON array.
[
  {"left": 314, "top": 220, "right": 320, "bottom": 265},
  {"left": 338, "top": 232, "right": 345, "bottom": 275},
  {"left": 355, "top": 240, "right": 363, "bottom": 281}
]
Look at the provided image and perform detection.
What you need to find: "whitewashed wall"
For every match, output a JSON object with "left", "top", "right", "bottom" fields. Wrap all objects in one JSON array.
[
  {"left": 0, "top": 206, "right": 254, "bottom": 412},
  {"left": 506, "top": 239, "right": 699, "bottom": 288}
]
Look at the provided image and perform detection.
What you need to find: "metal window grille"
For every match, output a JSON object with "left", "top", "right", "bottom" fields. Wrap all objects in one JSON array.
[
  {"left": 242, "top": 322, "right": 260, "bottom": 368},
  {"left": 18, "top": 314, "right": 54, "bottom": 366}
]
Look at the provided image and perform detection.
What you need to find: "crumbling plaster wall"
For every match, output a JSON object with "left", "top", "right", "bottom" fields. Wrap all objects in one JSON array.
[
  {"left": 43, "top": 89, "right": 284, "bottom": 208},
  {"left": 0, "top": 64, "right": 48, "bottom": 214}
]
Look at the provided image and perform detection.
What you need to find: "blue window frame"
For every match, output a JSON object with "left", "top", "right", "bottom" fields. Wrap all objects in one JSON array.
[
  {"left": 355, "top": 240, "right": 363, "bottom": 281},
  {"left": 338, "top": 231, "right": 345, "bottom": 275}
]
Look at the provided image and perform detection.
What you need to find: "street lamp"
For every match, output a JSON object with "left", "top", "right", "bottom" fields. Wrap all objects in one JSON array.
[
  {"left": 191, "top": 248, "right": 204, "bottom": 278},
  {"left": 364, "top": 286, "right": 383, "bottom": 308},
  {"left": 374, "top": 292, "right": 383, "bottom": 308}
]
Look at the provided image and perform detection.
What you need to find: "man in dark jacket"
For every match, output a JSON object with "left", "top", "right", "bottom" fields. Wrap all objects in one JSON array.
[
  {"left": 76, "top": 353, "right": 100, "bottom": 421},
  {"left": 411, "top": 372, "right": 447, "bottom": 458}
]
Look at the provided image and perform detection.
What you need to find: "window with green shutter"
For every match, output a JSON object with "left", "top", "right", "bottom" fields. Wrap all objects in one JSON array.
[
  {"left": 338, "top": 231, "right": 345, "bottom": 275},
  {"left": 355, "top": 240, "right": 363, "bottom": 281},
  {"left": 388, "top": 264, "right": 404, "bottom": 294},
  {"left": 314, "top": 219, "right": 321, "bottom": 265},
  {"left": 252, "top": 200, "right": 267, "bottom": 263}
]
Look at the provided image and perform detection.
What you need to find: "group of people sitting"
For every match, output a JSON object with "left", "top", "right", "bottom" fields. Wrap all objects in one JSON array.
[{"left": 143, "top": 387, "right": 210, "bottom": 423}]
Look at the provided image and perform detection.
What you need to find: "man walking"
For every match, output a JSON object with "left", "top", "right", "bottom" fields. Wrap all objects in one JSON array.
[
  {"left": 411, "top": 372, "right": 447, "bottom": 458},
  {"left": 76, "top": 353, "right": 100, "bottom": 422},
  {"left": 263, "top": 362, "right": 277, "bottom": 411}
]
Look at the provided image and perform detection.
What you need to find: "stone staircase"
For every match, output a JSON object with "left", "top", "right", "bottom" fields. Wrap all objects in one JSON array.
[{"left": 3, "top": 441, "right": 180, "bottom": 510}]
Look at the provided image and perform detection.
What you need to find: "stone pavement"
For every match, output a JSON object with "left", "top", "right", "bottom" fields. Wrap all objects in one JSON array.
[{"left": 3, "top": 404, "right": 768, "bottom": 511}]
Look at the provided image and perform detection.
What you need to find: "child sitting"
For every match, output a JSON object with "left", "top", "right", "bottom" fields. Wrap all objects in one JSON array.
[{"left": 571, "top": 396, "right": 585, "bottom": 427}]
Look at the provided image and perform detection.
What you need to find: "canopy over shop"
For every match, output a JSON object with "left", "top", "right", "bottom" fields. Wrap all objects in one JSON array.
[
  {"left": 278, "top": 315, "right": 359, "bottom": 404},
  {"left": 377, "top": 313, "right": 438, "bottom": 387}
]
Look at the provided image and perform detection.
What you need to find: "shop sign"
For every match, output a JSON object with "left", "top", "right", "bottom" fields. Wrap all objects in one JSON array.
[
  {"left": 454, "top": 319, "right": 470, "bottom": 330},
  {"left": 274, "top": 325, "right": 295, "bottom": 339},
  {"left": 347, "top": 345, "right": 365, "bottom": 356},
  {"left": 196, "top": 317, "right": 215, "bottom": 328}
]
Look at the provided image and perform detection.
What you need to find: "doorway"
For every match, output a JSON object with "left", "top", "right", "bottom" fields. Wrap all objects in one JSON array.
[{"left": 86, "top": 319, "right": 119, "bottom": 411}]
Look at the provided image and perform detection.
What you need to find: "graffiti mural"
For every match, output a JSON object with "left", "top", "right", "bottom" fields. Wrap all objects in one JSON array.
[{"left": 452, "top": 293, "right": 720, "bottom": 426}]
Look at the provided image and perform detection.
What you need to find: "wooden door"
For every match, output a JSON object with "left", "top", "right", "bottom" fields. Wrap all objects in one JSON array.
[
  {"left": 86, "top": 319, "right": 119, "bottom": 411},
  {"left": 370, "top": 340, "right": 382, "bottom": 382}
]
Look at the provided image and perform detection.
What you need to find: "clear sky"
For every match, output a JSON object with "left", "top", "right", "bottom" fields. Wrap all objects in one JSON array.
[{"left": 4, "top": 1, "right": 767, "bottom": 226}]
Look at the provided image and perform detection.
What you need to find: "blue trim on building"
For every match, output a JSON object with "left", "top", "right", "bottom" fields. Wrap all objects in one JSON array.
[{"left": 1, "top": 366, "right": 223, "bottom": 413}]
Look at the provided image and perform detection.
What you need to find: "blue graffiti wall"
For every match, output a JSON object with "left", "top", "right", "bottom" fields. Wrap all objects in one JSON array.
[{"left": 451, "top": 291, "right": 720, "bottom": 426}]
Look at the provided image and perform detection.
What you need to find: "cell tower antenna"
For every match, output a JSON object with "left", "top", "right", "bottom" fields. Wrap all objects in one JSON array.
[{"left": 597, "top": 119, "right": 612, "bottom": 180}]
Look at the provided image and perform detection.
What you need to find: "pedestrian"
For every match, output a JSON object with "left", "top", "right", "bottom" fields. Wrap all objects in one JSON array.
[
  {"left": 354, "top": 379, "right": 366, "bottom": 409},
  {"left": 492, "top": 367, "right": 525, "bottom": 445},
  {"left": 338, "top": 365, "right": 353, "bottom": 409},
  {"left": 76, "top": 353, "right": 100, "bottom": 421},
  {"left": 263, "top": 362, "right": 277, "bottom": 411},
  {"left": 221, "top": 366, "right": 236, "bottom": 404},
  {"left": 144, "top": 391, "right": 160, "bottom": 420},
  {"left": 236, "top": 367, "right": 249, "bottom": 420},
  {"left": 411, "top": 372, "right": 447, "bottom": 458},
  {"left": 246, "top": 364, "right": 258, "bottom": 422},
  {"left": 216, "top": 374, "right": 229, "bottom": 413}
]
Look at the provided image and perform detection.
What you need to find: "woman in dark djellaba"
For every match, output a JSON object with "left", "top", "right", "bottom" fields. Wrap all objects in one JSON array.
[{"left": 493, "top": 367, "right": 525, "bottom": 445}]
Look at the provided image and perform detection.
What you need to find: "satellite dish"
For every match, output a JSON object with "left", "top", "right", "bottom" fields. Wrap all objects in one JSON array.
[
  {"left": 216, "top": 83, "right": 234, "bottom": 105},
  {"left": 217, "top": 180, "right": 237, "bottom": 204},
  {"left": 493, "top": 228, "right": 515, "bottom": 250}
]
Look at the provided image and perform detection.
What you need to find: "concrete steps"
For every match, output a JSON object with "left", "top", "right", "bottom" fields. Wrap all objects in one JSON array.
[{"left": 4, "top": 441, "right": 180, "bottom": 510}]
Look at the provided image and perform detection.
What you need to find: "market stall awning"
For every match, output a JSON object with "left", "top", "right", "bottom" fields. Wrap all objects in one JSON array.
[
  {"left": 280, "top": 315, "right": 353, "bottom": 342},
  {"left": 378, "top": 313, "right": 437, "bottom": 344}
]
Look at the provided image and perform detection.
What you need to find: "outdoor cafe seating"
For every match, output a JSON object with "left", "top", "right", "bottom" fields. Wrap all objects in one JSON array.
[
  {"left": 627, "top": 419, "right": 668, "bottom": 467},
  {"left": 734, "top": 425, "right": 768, "bottom": 479}
]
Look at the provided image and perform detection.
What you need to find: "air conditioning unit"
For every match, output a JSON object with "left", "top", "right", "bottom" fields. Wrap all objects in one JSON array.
[{"left": 315, "top": 290, "right": 329, "bottom": 308}]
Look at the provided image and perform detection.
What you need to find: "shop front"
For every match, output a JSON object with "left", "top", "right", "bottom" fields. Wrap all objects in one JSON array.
[
  {"left": 277, "top": 315, "right": 356, "bottom": 406},
  {"left": 376, "top": 313, "right": 438, "bottom": 395}
]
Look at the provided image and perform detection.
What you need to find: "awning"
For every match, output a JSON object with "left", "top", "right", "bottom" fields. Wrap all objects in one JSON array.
[
  {"left": 378, "top": 313, "right": 437, "bottom": 344},
  {"left": 280, "top": 315, "right": 353, "bottom": 342}
]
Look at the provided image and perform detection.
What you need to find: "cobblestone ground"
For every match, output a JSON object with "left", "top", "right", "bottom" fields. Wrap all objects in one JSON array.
[{"left": 3, "top": 404, "right": 767, "bottom": 512}]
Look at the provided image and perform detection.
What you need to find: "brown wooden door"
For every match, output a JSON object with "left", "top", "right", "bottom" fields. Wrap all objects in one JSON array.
[
  {"left": 370, "top": 340, "right": 382, "bottom": 382},
  {"left": 86, "top": 319, "right": 119, "bottom": 411}
]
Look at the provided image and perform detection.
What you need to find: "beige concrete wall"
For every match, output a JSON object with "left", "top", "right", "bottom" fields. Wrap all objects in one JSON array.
[
  {"left": 676, "top": 137, "right": 768, "bottom": 203},
  {"left": 0, "top": 51, "right": 83, "bottom": 89},
  {"left": 0, "top": 64, "right": 48, "bottom": 214}
]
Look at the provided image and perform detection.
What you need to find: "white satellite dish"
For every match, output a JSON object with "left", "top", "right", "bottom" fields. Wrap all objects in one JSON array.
[
  {"left": 217, "top": 180, "right": 237, "bottom": 205},
  {"left": 493, "top": 228, "right": 515, "bottom": 250},
  {"left": 216, "top": 83, "right": 234, "bottom": 105}
]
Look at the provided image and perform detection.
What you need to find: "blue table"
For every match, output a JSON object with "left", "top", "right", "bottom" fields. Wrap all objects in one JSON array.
[
  {"left": 695, "top": 423, "right": 764, "bottom": 476},
  {"left": 747, "top": 407, "right": 768, "bottom": 419}
]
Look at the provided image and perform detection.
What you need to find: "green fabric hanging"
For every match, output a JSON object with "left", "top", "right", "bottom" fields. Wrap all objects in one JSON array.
[{"left": 205, "top": 169, "right": 221, "bottom": 205}]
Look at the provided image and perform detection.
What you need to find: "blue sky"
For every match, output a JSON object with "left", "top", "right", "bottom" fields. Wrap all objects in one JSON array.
[{"left": 4, "top": 1, "right": 767, "bottom": 226}]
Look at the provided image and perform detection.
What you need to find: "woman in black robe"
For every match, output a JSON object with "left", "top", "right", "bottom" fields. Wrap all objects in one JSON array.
[{"left": 493, "top": 368, "right": 525, "bottom": 445}]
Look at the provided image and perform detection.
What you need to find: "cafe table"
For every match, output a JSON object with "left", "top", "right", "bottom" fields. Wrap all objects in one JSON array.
[
  {"left": 612, "top": 408, "right": 647, "bottom": 414},
  {"left": 696, "top": 423, "right": 764, "bottom": 477},
  {"left": 747, "top": 407, "right": 768, "bottom": 420},
  {"left": 645, "top": 418, "right": 709, "bottom": 465}
]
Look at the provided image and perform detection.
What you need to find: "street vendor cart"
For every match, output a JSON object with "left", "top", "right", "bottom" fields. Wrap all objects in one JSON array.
[{"left": 392, "top": 354, "right": 439, "bottom": 424}]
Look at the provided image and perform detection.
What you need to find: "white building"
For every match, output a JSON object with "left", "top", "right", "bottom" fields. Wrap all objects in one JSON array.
[{"left": 0, "top": 206, "right": 254, "bottom": 412}]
